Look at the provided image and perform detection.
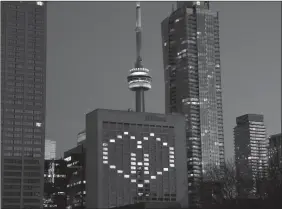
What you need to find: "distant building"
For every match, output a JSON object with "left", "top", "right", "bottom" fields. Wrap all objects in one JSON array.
[
  {"left": 43, "top": 159, "right": 67, "bottom": 209},
  {"left": 64, "top": 142, "right": 86, "bottom": 209},
  {"left": 269, "top": 133, "right": 282, "bottom": 178},
  {"left": 85, "top": 109, "right": 188, "bottom": 209},
  {"left": 234, "top": 114, "right": 268, "bottom": 197},
  {"left": 45, "top": 139, "right": 56, "bottom": 160},
  {"left": 77, "top": 130, "right": 86, "bottom": 145},
  {"left": 161, "top": 1, "right": 225, "bottom": 206},
  {"left": 1, "top": 1, "right": 47, "bottom": 208}
]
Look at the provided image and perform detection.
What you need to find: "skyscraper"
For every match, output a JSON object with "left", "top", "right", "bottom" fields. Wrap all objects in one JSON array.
[
  {"left": 161, "top": 1, "right": 225, "bottom": 205},
  {"left": 1, "top": 1, "right": 46, "bottom": 208},
  {"left": 45, "top": 139, "right": 56, "bottom": 160},
  {"left": 234, "top": 114, "right": 268, "bottom": 197}
]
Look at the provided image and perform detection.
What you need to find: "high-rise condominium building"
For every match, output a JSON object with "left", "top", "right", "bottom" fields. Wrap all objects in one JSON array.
[
  {"left": 161, "top": 1, "right": 225, "bottom": 205},
  {"left": 85, "top": 109, "right": 188, "bottom": 208},
  {"left": 234, "top": 114, "right": 268, "bottom": 197},
  {"left": 45, "top": 139, "right": 56, "bottom": 160},
  {"left": 1, "top": 1, "right": 46, "bottom": 208}
]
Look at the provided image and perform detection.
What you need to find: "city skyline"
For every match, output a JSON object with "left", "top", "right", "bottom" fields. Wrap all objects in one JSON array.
[{"left": 45, "top": 1, "right": 280, "bottom": 160}]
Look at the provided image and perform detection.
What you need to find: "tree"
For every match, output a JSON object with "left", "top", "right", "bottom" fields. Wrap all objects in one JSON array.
[{"left": 203, "top": 159, "right": 238, "bottom": 202}]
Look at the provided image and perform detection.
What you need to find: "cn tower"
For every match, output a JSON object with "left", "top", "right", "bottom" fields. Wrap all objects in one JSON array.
[{"left": 127, "top": 2, "right": 152, "bottom": 112}]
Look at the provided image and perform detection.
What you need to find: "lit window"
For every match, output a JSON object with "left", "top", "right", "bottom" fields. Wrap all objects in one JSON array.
[
  {"left": 131, "top": 157, "right": 136, "bottom": 161},
  {"left": 103, "top": 161, "right": 108, "bottom": 164},
  {"left": 144, "top": 180, "right": 150, "bottom": 183},
  {"left": 144, "top": 154, "right": 149, "bottom": 157},
  {"left": 138, "top": 192, "right": 143, "bottom": 196},
  {"left": 196, "top": 1, "right": 200, "bottom": 5},
  {"left": 117, "top": 135, "right": 122, "bottom": 139},
  {"left": 169, "top": 147, "right": 174, "bottom": 151},
  {"left": 130, "top": 136, "right": 136, "bottom": 140},
  {"left": 169, "top": 159, "right": 174, "bottom": 163},
  {"left": 151, "top": 176, "right": 156, "bottom": 179},
  {"left": 110, "top": 165, "right": 116, "bottom": 169},
  {"left": 103, "top": 147, "right": 108, "bottom": 151},
  {"left": 117, "top": 170, "right": 123, "bottom": 174},
  {"left": 163, "top": 142, "right": 168, "bottom": 146},
  {"left": 170, "top": 164, "right": 175, "bottom": 167},
  {"left": 64, "top": 156, "right": 71, "bottom": 162},
  {"left": 144, "top": 162, "right": 149, "bottom": 166},
  {"left": 144, "top": 167, "right": 148, "bottom": 170},
  {"left": 157, "top": 171, "right": 162, "bottom": 175},
  {"left": 131, "top": 162, "right": 136, "bottom": 165},
  {"left": 131, "top": 170, "right": 136, "bottom": 174},
  {"left": 137, "top": 145, "right": 142, "bottom": 149},
  {"left": 169, "top": 155, "right": 174, "bottom": 159},
  {"left": 109, "top": 139, "right": 115, "bottom": 143},
  {"left": 131, "top": 166, "right": 136, "bottom": 170},
  {"left": 36, "top": 1, "right": 44, "bottom": 6},
  {"left": 175, "top": 18, "right": 179, "bottom": 23},
  {"left": 138, "top": 184, "right": 143, "bottom": 188},
  {"left": 156, "top": 138, "right": 161, "bottom": 141},
  {"left": 144, "top": 158, "right": 149, "bottom": 162},
  {"left": 131, "top": 179, "right": 136, "bottom": 183},
  {"left": 163, "top": 168, "right": 169, "bottom": 171},
  {"left": 137, "top": 141, "right": 142, "bottom": 144},
  {"left": 35, "top": 122, "right": 42, "bottom": 127},
  {"left": 103, "top": 152, "right": 108, "bottom": 155},
  {"left": 169, "top": 151, "right": 174, "bottom": 155},
  {"left": 143, "top": 137, "right": 148, "bottom": 140},
  {"left": 137, "top": 162, "right": 143, "bottom": 166},
  {"left": 103, "top": 156, "right": 108, "bottom": 160},
  {"left": 124, "top": 175, "right": 130, "bottom": 178},
  {"left": 124, "top": 131, "right": 129, "bottom": 135},
  {"left": 164, "top": 42, "right": 167, "bottom": 47},
  {"left": 150, "top": 133, "right": 155, "bottom": 136},
  {"left": 144, "top": 171, "right": 149, "bottom": 174},
  {"left": 131, "top": 153, "right": 136, "bottom": 157},
  {"left": 103, "top": 143, "right": 108, "bottom": 147}
]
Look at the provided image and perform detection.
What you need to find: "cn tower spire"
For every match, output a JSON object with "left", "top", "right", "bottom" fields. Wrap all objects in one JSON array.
[
  {"left": 135, "top": 1, "right": 142, "bottom": 68},
  {"left": 127, "top": 2, "right": 152, "bottom": 112}
]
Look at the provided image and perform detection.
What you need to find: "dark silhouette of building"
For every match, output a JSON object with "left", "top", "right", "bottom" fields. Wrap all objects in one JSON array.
[
  {"left": 234, "top": 114, "right": 268, "bottom": 198},
  {"left": 64, "top": 142, "right": 86, "bottom": 209},
  {"left": 1, "top": 1, "right": 46, "bottom": 208},
  {"left": 43, "top": 159, "right": 67, "bottom": 209},
  {"left": 161, "top": 1, "right": 225, "bottom": 207},
  {"left": 112, "top": 201, "right": 181, "bottom": 209},
  {"left": 269, "top": 133, "right": 282, "bottom": 179}
]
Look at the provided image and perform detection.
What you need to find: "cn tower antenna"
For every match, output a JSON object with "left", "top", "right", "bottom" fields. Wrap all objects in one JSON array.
[{"left": 127, "top": 2, "right": 152, "bottom": 112}]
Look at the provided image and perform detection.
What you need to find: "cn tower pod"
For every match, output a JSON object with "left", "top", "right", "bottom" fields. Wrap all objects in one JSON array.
[{"left": 127, "top": 67, "right": 152, "bottom": 90}]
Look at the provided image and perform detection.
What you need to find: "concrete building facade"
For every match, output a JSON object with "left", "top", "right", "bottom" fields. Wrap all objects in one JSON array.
[{"left": 85, "top": 109, "right": 188, "bottom": 209}]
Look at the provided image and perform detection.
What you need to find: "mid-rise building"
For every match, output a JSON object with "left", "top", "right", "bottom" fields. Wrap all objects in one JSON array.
[
  {"left": 45, "top": 139, "right": 56, "bottom": 160},
  {"left": 43, "top": 159, "right": 67, "bottom": 209},
  {"left": 269, "top": 133, "right": 282, "bottom": 179},
  {"left": 85, "top": 109, "right": 188, "bottom": 208},
  {"left": 234, "top": 114, "right": 268, "bottom": 197},
  {"left": 161, "top": 1, "right": 225, "bottom": 206},
  {"left": 64, "top": 142, "right": 86, "bottom": 209},
  {"left": 1, "top": 1, "right": 47, "bottom": 208}
]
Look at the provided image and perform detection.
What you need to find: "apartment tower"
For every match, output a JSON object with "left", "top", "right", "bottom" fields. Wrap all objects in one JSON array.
[
  {"left": 234, "top": 114, "right": 268, "bottom": 197},
  {"left": 161, "top": 1, "right": 224, "bottom": 206}
]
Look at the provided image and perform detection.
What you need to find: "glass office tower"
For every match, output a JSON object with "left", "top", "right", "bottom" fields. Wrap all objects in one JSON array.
[
  {"left": 161, "top": 1, "right": 225, "bottom": 206},
  {"left": 1, "top": 1, "right": 46, "bottom": 208}
]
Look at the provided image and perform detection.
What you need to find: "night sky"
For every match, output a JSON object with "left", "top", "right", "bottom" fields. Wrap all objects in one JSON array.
[{"left": 46, "top": 1, "right": 281, "bottom": 159}]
